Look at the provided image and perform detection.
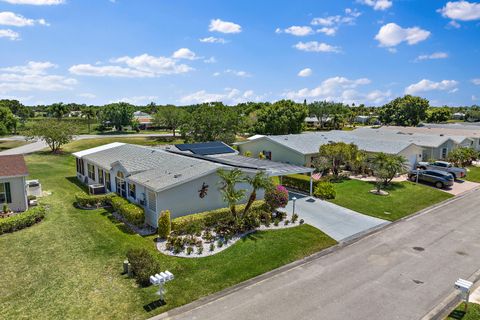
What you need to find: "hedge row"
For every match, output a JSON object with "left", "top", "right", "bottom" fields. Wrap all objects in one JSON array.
[
  {"left": 0, "top": 207, "right": 46, "bottom": 235},
  {"left": 171, "top": 200, "right": 267, "bottom": 234},
  {"left": 282, "top": 175, "right": 319, "bottom": 193},
  {"left": 109, "top": 195, "right": 145, "bottom": 227},
  {"left": 74, "top": 192, "right": 115, "bottom": 208}
]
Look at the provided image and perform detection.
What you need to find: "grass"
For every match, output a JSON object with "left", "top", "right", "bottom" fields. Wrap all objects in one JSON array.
[
  {"left": 0, "top": 153, "right": 336, "bottom": 319},
  {"left": 465, "top": 166, "right": 480, "bottom": 183},
  {"left": 329, "top": 179, "right": 453, "bottom": 221},
  {"left": 447, "top": 302, "right": 480, "bottom": 319},
  {"left": 0, "top": 139, "right": 30, "bottom": 151},
  {"left": 61, "top": 137, "right": 184, "bottom": 153}
]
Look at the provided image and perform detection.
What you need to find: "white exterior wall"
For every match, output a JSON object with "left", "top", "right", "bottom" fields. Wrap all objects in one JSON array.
[
  {"left": 237, "top": 138, "right": 307, "bottom": 166},
  {"left": 145, "top": 171, "right": 265, "bottom": 227},
  {"left": 0, "top": 176, "right": 28, "bottom": 212},
  {"left": 398, "top": 144, "right": 423, "bottom": 169}
]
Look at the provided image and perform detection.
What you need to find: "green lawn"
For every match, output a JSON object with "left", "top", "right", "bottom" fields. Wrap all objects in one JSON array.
[
  {"left": 0, "top": 139, "right": 30, "bottom": 151},
  {"left": 447, "top": 302, "right": 480, "bottom": 319},
  {"left": 0, "top": 153, "right": 336, "bottom": 319},
  {"left": 329, "top": 179, "right": 453, "bottom": 221},
  {"left": 466, "top": 166, "right": 480, "bottom": 183}
]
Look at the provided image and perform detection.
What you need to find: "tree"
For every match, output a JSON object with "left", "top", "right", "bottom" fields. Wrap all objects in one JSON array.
[
  {"left": 180, "top": 103, "right": 240, "bottom": 144},
  {"left": 254, "top": 100, "right": 308, "bottom": 135},
  {"left": 0, "top": 99, "right": 32, "bottom": 125},
  {"left": 243, "top": 171, "right": 272, "bottom": 216},
  {"left": 81, "top": 107, "right": 97, "bottom": 134},
  {"left": 264, "top": 185, "right": 289, "bottom": 210},
  {"left": 101, "top": 102, "right": 134, "bottom": 131},
  {"left": 157, "top": 210, "right": 171, "bottom": 239},
  {"left": 25, "top": 119, "right": 77, "bottom": 152},
  {"left": 426, "top": 107, "right": 451, "bottom": 123},
  {"left": 447, "top": 147, "right": 479, "bottom": 167},
  {"left": 379, "top": 95, "right": 429, "bottom": 126},
  {"left": 0, "top": 107, "right": 17, "bottom": 135},
  {"left": 217, "top": 169, "right": 246, "bottom": 221},
  {"left": 49, "top": 103, "right": 69, "bottom": 119},
  {"left": 316, "top": 142, "right": 360, "bottom": 176},
  {"left": 369, "top": 153, "right": 408, "bottom": 192},
  {"left": 153, "top": 106, "right": 186, "bottom": 137}
]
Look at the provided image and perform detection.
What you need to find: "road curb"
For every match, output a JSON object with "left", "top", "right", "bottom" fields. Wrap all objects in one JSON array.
[
  {"left": 420, "top": 267, "right": 480, "bottom": 320},
  {"left": 149, "top": 187, "right": 480, "bottom": 320}
]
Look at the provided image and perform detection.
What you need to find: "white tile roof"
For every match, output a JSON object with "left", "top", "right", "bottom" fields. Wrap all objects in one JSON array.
[{"left": 72, "top": 142, "right": 126, "bottom": 158}]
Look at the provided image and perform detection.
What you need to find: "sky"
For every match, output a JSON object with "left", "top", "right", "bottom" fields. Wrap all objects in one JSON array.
[{"left": 0, "top": 0, "right": 479, "bottom": 107}]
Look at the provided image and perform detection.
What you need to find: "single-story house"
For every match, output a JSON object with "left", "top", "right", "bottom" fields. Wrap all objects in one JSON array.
[
  {"left": 73, "top": 142, "right": 312, "bottom": 227},
  {"left": 133, "top": 111, "right": 154, "bottom": 130},
  {"left": 452, "top": 112, "right": 465, "bottom": 120},
  {"left": 354, "top": 115, "right": 371, "bottom": 124},
  {"left": 237, "top": 130, "right": 424, "bottom": 169},
  {"left": 0, "top": 155, "right": 29, "bottom": 212}
]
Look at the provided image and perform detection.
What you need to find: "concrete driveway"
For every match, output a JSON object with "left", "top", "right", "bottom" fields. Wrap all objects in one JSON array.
[{"left": 285, "top": 191, "right": 389, "bottom": 242}]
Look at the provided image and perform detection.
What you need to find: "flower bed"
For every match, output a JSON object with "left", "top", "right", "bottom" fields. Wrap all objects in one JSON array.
[{"left": 0, "top": 206, "right": 46, "bottom": 235}]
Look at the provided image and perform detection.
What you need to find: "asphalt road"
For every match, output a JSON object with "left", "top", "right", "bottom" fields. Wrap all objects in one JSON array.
[
  {"left": 0, "top": 133, "right": 173, "bottom": 155},
  {"left": 161, "top": 189, "right": 480, "bottom": 320}
]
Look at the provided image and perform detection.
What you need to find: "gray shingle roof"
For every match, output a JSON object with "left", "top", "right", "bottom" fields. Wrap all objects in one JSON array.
[{"left": 266, "top": 131, "right": 415, "bottom": 155}]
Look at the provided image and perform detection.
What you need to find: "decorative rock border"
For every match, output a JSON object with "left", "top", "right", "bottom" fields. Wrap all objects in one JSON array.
[{"left": 156, "top": 214, "right": 304, "bottom": 258}]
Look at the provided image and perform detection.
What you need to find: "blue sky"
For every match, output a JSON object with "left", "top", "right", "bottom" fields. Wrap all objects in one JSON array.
[{"left": 0, "top": 0, "right": 479, "bottom": 106}]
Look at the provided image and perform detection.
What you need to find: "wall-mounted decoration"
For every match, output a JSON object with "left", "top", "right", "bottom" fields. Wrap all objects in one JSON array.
[{"left": 198, "top": 182, "right": 209, "bottom": 198}]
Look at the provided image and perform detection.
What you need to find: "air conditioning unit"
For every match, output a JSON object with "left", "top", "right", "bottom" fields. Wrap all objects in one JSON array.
[{"left": 89, "top": 184, "right": 106, "bottom": 195}]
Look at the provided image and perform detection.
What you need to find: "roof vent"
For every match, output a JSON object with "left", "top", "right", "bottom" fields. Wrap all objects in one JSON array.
[
  {"left": 174, "top": 174, "right": 182, "bottom": 178},
  {"left": 440, "top": 134, "right": 444, "bottom": 136}
]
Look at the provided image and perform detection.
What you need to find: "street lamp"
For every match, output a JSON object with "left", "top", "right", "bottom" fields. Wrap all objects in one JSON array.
[{"left": 292, "top": 196, "right": 297, "bottom": 216}]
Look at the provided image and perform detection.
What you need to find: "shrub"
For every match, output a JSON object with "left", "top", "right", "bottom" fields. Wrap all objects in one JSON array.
[
  {"left": 314, "top": 182, "right": 336, "bottom": 200},
  {"left": 110, "top": 195, "right": 145, "bottom": 226},
  {"left": 273, "top": 219, "right": 279, "bottom": 227},
  {"left": 299, "top": 219, "right": 305, "bottom": 225},
  {"left": 157, "top": 210, "right": 171, "bottom": 239},
  {"left": 265, "top": 185, "right": 289, "bottom": 210},
  {"left": 126, "top": 248, "right": 160, "bottom": 286},
  {"left": 282, "top": 175, "right": 318, "bottom": 193},
  {"left": 217, "top": 239, "right": 224, "bottom": 248},
  {"left": 209, "top": 243, "right": 215, "bottom": 251},
  {"left": 0, "top": 207, "right": 46, "bottom": 235},
  {"left": 197, "top": 246, "right": 204, "bottom": 255},
  {"left": 171, "top": 200, "right": 266, "bottom": 234},
  {"left": 75, "top": 192, "right": 114, "bottom": 208},
  {"left": 202, "top": 230, "right": 214, "bottom": 243},
  {"left": 186, "top": 246, "right": 193, "bottom": 255},
  {"left": 284, "top": 220, "right": 290, "bottom": 226},
  {"left": 3, "top": 204, "right": 8, "bottom": 213},
  {"left": 291, "top": 213, "right": 299, "bottom": 223}
]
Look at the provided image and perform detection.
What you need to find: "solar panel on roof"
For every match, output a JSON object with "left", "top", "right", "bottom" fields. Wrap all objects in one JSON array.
[{"left": 175, "top": 141, "right": 235, "bottom": 155}]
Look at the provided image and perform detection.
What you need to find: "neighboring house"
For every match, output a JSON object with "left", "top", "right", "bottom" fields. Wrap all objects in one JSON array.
[
  {"left": 0, "top": 155, "right": 29, "bottom": 212},
  {"left": 305, "top": 116, "right": 319, "bottom": 127},
  {"left": 73, "top": 142, "right": 312, "bottom": 227},
  {"left": 237, "top": 130, "right": 424, "bottom": 169},
  {"left": 452, "top": 112, "right": 465, "bottom": 120},
  {"left": 133, "top": 111, "right": 154, "bottom": 130},
  {"left": 68, "top": 110, "right": 83, "bottom": 118},
  {"left": 354, "top": 115, "right": 370, "bottom": 124}
]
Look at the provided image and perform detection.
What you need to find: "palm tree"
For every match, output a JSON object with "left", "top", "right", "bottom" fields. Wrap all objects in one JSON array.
[
  {"left": 369, "top": 153, "right": 409, "bottom": 192},
  {"left": 243, "top": 171, "right": 272, "bottom": 216},
  {"left": 217, "top": 169, "right": 246, "bottom": 220}
]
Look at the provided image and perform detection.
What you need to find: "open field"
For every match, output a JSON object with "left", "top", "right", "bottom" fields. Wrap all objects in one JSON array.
[
  {"left": 0, "top": 140, "right": 30, "bottom": 151},
  {"left": 0, "top": 152, "right": 336, "bottom": 319},
  {"left": 329, "top": 179, "right": 453, "bottom": 221}
]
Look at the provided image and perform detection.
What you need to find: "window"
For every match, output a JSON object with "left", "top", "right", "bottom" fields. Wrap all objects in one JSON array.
[
  {"left": 98, "top": 169, "right": 104, "bottom": 184},
  {"left": 87, "top": 163, "right": 96, "bottom": 181},
  {"left": 76, "top": 158, "right": 85, "bottom": 175},
  {"left": 263, "top": 150, "right": 272, "bottom": 160},
  {"left": 441, "top": 148, "right": 448, "bottom": 159},
  {"left": 115, "top": 171, "right": 126, "bottom": 197},
  {"left": 105, "top": 172, "right": 111, "bottom": 191},
  {"left": 147, "top": 190, "right": 156, "bottom": 212},
  {"left": 129, "top": 183, "right": 136, "bottom": 199},
  {"left": 0, "top": 182, "right": 11, "bottom": 204}
]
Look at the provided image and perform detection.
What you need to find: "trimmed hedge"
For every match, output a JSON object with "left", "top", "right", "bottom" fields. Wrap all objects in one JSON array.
[
  {"left": 282, "top": 174, "right": 319, "bottom": 193},
  {"left": 110, "top": 195, "right": 145, "bottom": 227},
  {"left": 74, "top": 192, "right": 115, "bottom": 208},
  {"left": 0, "top": 206, "right": 46, "bottom": 235},
  {"left": 314, "top": 181, "right": 336, "bottom": 199},
  {"left": 157, "top": 210, "right": 171, "bottom": 239},
  {"left": 171, "top": 200, "right": 267, "bottom": 234}
]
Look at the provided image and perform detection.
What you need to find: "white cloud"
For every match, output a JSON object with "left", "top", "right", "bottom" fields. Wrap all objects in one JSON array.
[
  {"left": 415, "top": 52, "right": 449, "bottom": 61},
  {"left": 298, "top": 68, "right": 312, "bottom": 77},
  {"left": 0, "top": 11, "right": 49, "bottom": 26},
  {"left": 310, "top": 8, "right": 361, "bottom": 36},
  {"left": 78, "top": 93, "right": 96, "bottom": 99},
  {"left": 472, "top": 78, "right": 480, "bottom": 85},
  {"left": 359, "top": 0, "right": 392, "bottom": 11},
  {"left": 70, "top": 53, "right": 193, "bottom": 77},
  {"left": 438, "top": 1, "right": 480, "bottom": 21},
  {"left": 212, "top": 72, "right": 221, "bottom": 77},
  {"left": 172, "top": 48, "right": 198, "bottom": 60},
  {"left": 294, "top": 41, "right": 340, "bottom": 53},
  {"left": 0, "top": 28, "right": 19, "bottom": 40},
  {"left": 199, "top": 36, "right": 227, "bottom": 44},
  {"left": 448, "top": 20, "right": 462, "bottom": 28},
  {"left": 285, "top": 76, "right": 390, "bottom": 105},
  {"left": 180, "top": 88, "right": 261, "bottom": 104},
  {"left": 113, "top": 95, "right": 159, "bottom": 105},
  {"left": 208, "top": 18, "right": 241, "bottom": 34},
  {"left": 225, "top": 69, "right": 251, "bottom": 77},
  {"left": 1, "top": 0, "right": 64, "bottom": 4},
  {"left": 277, "top": 25, "right": 314, "bottom": 36},
  {"left": 375, "top": 23, "right": 430, "bottom": 47},
  {"left": 0, "top": 61, "right": 76, "bottom": 94},
  {"left": 203, "top": 56, "right": 216, "bottom": 64},
  {"left": 405, "top": 79, "right": 459, "bottom": 95}
]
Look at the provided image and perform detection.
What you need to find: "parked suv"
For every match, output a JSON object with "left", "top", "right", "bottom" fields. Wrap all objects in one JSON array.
[
  {"left": 408, "top": 169, "right": 454, "bottom": 189},
  {"left": 417, "top": 160, "right": 467, "bottom": 180}
]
